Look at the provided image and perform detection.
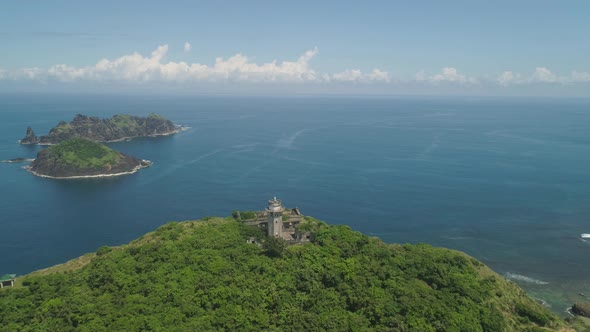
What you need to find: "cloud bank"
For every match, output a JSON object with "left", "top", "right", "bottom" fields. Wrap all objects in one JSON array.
[
  {"left": 1, "top": 45, "right": 589, "bottom": 91},
  {"left": 3, "top": 45, "right": 388, "bottom": 84},
  {"left": 496, "top": 67, "right": 590, "bottom": 86}
]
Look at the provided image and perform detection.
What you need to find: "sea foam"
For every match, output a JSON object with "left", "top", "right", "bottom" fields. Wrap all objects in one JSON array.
[{"left": 505, "top": 273, "right": 549, "bottom": 285}]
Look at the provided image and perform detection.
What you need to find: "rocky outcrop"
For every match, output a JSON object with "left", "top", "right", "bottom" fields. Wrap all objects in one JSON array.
[
  {"left": 20, "top": 127, "right": 39, "bottom": 144},
  {"left": 21, "top": 114, "right": 179, "bottom": 145},
  {"left": 572, "top": 302, "right": 590, "bottom": 318}
]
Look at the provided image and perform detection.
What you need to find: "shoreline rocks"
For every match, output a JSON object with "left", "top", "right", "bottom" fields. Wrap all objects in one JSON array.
[
  {"left": 1, "top": 158, "right": 35, "bottom": 163},
  {"left": 572, "top": 303, "right": 590, "bottom": 318}
]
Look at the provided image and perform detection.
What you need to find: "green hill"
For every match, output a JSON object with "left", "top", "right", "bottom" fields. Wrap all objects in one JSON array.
[
  {"left": 0, "top": 217, "right": 568, "bottom": 331},
  {"left": 20, "top": 113, "right": 179, "bottom": 145},
  {"left": 29, "top": 138, "right": 149, "bottom": 178}
]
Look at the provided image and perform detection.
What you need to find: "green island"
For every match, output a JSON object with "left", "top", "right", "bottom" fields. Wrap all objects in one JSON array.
[
  {"left": 20, "top": 113, "right": 180, "bottom": 145},
  {"left": 0, "top": 205, "right": 584, "bottom": 331},
  {"left": 28, "top": 138, "right": 151, "bottom": 179}
]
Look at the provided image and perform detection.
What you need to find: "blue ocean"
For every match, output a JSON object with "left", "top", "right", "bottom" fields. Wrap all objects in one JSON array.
[{"left": 1, "top": 94, "right": 589, "bottom": 313}]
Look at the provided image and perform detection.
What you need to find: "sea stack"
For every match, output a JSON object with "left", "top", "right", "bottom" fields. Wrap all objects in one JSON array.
[{"left": 20, "top": 127, "right": 39, "bottom": 144}]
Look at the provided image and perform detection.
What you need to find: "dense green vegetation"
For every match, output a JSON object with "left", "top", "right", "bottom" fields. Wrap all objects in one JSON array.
[
  {"left": 0, "top": 217, "right": 565, "bottom": 331},
  {"left": 111, "top": 115, "right": 141, "bottom": 130},
  {"left": 51, "top": 122, "right": 73, "bottom": 134},
  {"left": 31, "top": 113, "right": 178, "bottom": 144},
  {"left": 232, "top": 210, "right": 258, "bottom": 221},
  {"left": 46, "top": 138, "right": 121, "bottom": 169}
]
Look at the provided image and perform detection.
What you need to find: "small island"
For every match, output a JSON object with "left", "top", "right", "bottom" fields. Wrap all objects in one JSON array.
[
  {"left": 27, "top": 138, "right": 151, "bottom": 179},
  {"left": 20, "top": 113, "right": 180, "bottom": 145}
]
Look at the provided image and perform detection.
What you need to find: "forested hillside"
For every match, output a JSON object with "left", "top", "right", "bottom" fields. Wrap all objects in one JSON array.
[{"left": 0, "top": 217, "right": 565, "bottom": 331}]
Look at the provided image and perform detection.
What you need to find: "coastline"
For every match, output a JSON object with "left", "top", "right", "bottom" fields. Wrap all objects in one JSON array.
[
  {"left": 1, "top": 158, "right": 35, "bottom": 163},
  {"left": 102, "top": 126, "right": 185, "bottom": 143},
  {"left": 25, "top": 160, "right": 152, "bottom": 179},
  {"left": 21, "top": 125, "right": 188, "bottom": 146}
]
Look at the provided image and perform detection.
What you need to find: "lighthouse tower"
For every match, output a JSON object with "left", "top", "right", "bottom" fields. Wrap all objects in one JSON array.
[{"left": 266, "top": 197, "right": 285, "bottom": 238}]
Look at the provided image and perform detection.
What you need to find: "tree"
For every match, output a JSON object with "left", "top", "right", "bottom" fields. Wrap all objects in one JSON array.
[{"left": 263, "top": 236, "right": 287, "bottom": 258}]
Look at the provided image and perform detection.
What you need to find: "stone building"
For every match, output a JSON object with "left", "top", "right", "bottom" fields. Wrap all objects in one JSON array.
[
  {"left": 266, "top": 197, "right": 285, "bottom": 237},
  {"left": 241, "top": 197, "right": 310, "bottom": 242}
]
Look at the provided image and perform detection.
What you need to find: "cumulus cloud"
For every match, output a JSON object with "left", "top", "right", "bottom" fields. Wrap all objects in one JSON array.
[
  {"left": 2, "top": 45, "right": 392, "bottom": 85},
  {"left": 415, "top": 67, "right": 476, "bottom": 84},
  {"left": 2, "top": 45, "right": 589, "bottom": 90},
  {"left": 368, "top": 69, "right": 391, "bottom": 82},
  {"left": 8, "top": 45, "right": 321, "bottom": 83},
  {"left": 20, "top": 67, "right": 45, "bottom": 80},
  {"left": 331, "top": 69, "right": 362, "bottom": 82},
  {"left": 496, "top": 71, "right": 523, "bottom": 86},
  {"left": 496, "top": 67, "right": 590, "bottom": 86},
  {"left": 572, "top": 71, "right": 590, "bottom": 82},
  {"left": 415, "top": 70, "right": 426, "bottom": 82},
  {"left": 532, "top": 67, "right": 557, "bottom": 83},
  {"left": 330, "top": 68, "right": 390, "bottom": 83},
  {"left": 430, "top": 67, "right": 476, "bottom": 84}
]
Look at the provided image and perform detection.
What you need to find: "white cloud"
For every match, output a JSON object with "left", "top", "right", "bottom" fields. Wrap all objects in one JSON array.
[
  {"left": 532, "top": 67, "right": 557, "bottom": 83},
  {"left": 431, "top": 67, "right": 476, "bottom": 84},
  {"left": 20, "top": 67, "right": 45, "bottom": 80},
  {"left": 496, "top": 67, "right": 590, "bottom": 86},
  {"left": 2, "top": 45, "right": 589, "bottom": 91},
  {"left": 497, "top": 71, "right": 523, "bottom": 86},
  {"left": 368, "top": 69, "right": 391, "bottom": 82},
  {"left": 2, "top": 45, "right": 392, "bottom": 85},
  {"left": 415, "top": 70, "right": 426, "bottom": 82},
  {"left": 330, "top": 68, "right": 390, "bottom": 83},
  {"left": 331, "top": 69, "right": 362, "bottom": 82},
  {"left": 11, "top": 45, "right": 321, "bottom": 83},
  {"left": 414, "top": 67, "right": 477, "bottom": 84},
  {"left": 570, "top": 71, "right": 590, "bottom": 83}
]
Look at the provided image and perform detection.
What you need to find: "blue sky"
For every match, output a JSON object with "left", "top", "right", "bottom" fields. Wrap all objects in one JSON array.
[{"left": 1, "top": 1, "right": 589, "bottom": 96}]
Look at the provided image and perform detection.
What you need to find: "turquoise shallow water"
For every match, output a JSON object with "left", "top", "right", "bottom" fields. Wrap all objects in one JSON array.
[{"left": 1, "top": 94, "right": 589, "bottom": 313}]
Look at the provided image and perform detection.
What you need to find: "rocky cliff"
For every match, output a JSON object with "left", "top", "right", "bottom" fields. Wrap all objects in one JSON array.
[{"left": 21, "top": 113, "right": 178, "bottom": 145}]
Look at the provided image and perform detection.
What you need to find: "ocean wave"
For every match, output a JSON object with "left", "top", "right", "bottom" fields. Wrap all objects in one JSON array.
[
  {"left": 277, "top": 129, "right": 307, "bottom": 149},
  {"left": 505, "top": 273, "right": 549, "bottom": 285}
]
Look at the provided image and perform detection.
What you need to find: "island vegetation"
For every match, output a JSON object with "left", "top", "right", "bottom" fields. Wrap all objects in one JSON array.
[
  {"left": 20, "top": 113, "right": 179, "bottom": 145},
  {"left": 0, "top": 216, "right": 568, "bottom": 331},
  {"left": 28, "top": 138, "right": 150, "bottom": 179}
]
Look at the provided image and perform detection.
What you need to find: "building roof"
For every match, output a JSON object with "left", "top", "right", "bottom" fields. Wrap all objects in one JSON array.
[{"left": 0, "top": 274, "right": 16, "bottom": 281}]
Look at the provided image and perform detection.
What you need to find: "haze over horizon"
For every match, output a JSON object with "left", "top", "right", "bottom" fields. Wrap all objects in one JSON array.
[{"left": 1, "top": 1, "right": 589, "bottom": 96}]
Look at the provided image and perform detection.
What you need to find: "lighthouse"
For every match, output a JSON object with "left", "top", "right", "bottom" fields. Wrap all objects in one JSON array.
[{"left": 266, "top": 197, "right": 285, "bottom": 237}]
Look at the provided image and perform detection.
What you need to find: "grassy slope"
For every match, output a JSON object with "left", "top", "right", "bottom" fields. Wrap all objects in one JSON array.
[
  {"left": 0, "top": 217, "right": 571, "bottom": 331},
  {"left": 46, "top": 138, "right": 121, "bottom": 169},
  {"left": 110, "top": 115, "right": 141, "bottom": 131}
]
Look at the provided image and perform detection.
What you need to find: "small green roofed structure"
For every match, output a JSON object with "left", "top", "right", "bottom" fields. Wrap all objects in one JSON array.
[{"left": 0, "top": 274, "right": 16, "bottom": 288}]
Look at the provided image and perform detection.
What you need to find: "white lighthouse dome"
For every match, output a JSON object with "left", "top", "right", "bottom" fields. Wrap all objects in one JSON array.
[{"left": 267, "top": 197, "right": 285, "bottom": 213}]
